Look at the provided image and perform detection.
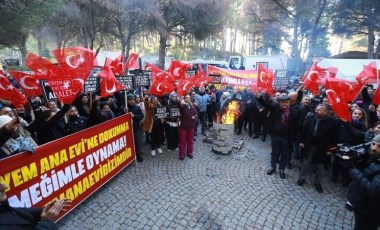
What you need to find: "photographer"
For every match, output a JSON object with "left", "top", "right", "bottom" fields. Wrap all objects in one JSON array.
[{"left": 347, "top": 134, "right": 380, "bottom": 230}]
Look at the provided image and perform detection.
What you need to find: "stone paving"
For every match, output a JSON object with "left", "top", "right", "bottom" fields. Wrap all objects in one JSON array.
[{"left": 57, "top": 131, "right": 354, "bottom": 230}]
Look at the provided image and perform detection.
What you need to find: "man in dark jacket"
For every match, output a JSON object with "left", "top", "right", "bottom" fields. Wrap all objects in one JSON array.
[
  {"left": 258, "top": 93, "right": 294, "bottom": 179},
  {"left": 0, "top": 182, "right": 70, "bottom": 229},
  {"left": 296, "top": 104, "right": 340, "bottom": 193},
  {"left": 347, "top": 134, "right": 380, "bottom": 230},
  {"left": 126, "top": 94, "right": 144, "bottom": 162}
]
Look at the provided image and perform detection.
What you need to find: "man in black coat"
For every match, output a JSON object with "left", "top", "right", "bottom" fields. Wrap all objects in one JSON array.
[
  {"left": 126, "top": 94, "right": 144, "bottom": 162},
  {"left": 258, "top": 93, "right": 294, "bottom": 179},
  {"left": 347, "top": 134, "right": 380, "bottom": 230},
  {"left": 0, "top": 182, "right": 70, "bottom": 229},
  {"left": 296, "top": 104, "right": 340, "bottom": 193}
]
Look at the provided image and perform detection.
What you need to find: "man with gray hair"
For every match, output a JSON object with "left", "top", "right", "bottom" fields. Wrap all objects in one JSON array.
[{"left": 296, "top": 103, "right": 340, "bottom": 193}]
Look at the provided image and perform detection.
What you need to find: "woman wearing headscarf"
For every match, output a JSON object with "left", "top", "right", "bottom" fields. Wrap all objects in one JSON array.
[
  {"left": 0, "top": 115, "right": 37, "bottom": 159},
  {"left": 178, "top": 94, "right": 197, "bottom": 160},
  {"left": 164, "top": 93, "right": 180, "bottom": 152}
]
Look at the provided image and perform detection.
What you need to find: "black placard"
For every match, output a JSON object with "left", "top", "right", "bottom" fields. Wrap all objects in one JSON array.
[
  {"left": 274, "top": 69, "right": 288, "bottom": 88},
  {"left": 210, "top": 75, "right": 221, "bottom": 84},
  {"left": 134, "top": 74, "right": 150, "bottom": 87},
  {"left": 84, "top": 67, "right": 101, "bottom": 93},
  {"left": 40, "top": 80, "right": 57, "bottom": 101},
  {"left": 154, "top": 106, "right": 169, "bottom": 119},
  {"left": 117, "top": 75, "right": 134, "bottom": 89},
  {"left": 169, "top": 106, "right": 181, "bottom": 118}
]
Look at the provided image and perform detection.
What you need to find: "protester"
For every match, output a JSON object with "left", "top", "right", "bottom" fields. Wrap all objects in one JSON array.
[
  {"left": 0, "top": 182, "right": 71, "bottom": 229},
  {"left": 0, "top": 115, "right": 37, "bottom": 159},
  {"left": 347, "top": 134, "right": 380, "bottom": 230},
  {"left": 195, "top": 86, "right": 210, "bottom": 136},
  {"left": 297, "top": 104, "right": 340, "bottom": 193},
  {"left": 258, "top": 93, "right": 294, "bottom": 179},
  {"left": 143, "top": 96, "right": 163, "bottom": 156},
  {"left": 178, "top": 94, "right": 196, "bottom": 160},
  {"left": 64, "top": 105, "right": 90, "bottom": 135},
  {"left": 126, "top": 93, "right": 144, "bottom": 162},
  {"left": 165, "top": 93, "right": 180, "bottom": 152},
  {"left": 90, "top": 97, "right": 116, "bottom": 126},
  {"left": 75, "top": 93, "right": 91, "bottom": 118}
]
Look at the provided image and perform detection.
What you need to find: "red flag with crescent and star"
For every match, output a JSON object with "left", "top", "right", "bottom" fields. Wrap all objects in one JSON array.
[
  {"left": 52, "top": 46, "right": 97, "bottom": 79},
  {"left": 99, "top": 66, "right": 126, "bottom": 97},
  {"left": 145, "top": 63, "right": 159, "bottom": 71},
  {"left": 257, "top": 64, "right": 275, "bottom": 95},
  {"left": 356, "top": 62, "right": 379, "bottom": 84},
  {"left": 151, "top": 68, "right": 174, "bottom": 84},
  {"left": 177, "top": 79, "right": 194, "bottom": 96},
  {"left": 125, "top": 53, "right": 140, "bottom": 69},
  {"left": 8, "top": 71, "right": 43, "bottom": 97},
  {"left": 302, "top": 62, "right": 321, "bottom": 95},
  {"left": 0, "top": 73, "right": 27, "bottom": 108},
  {"left": 168, "top": 60, "right": 192, "bottom": 81},
  {"left": 26, "top": 53, "right": 57, "bottom": 78},
  {"left": 316, "top": 66, "right": 337, "bottom": 86},
  {"left": 148, "top": 80, "right": 175, "bottom": 97},
  {"left": 105, "top": 54, "right": 125, "bottom": 76},
  {"left": 325, "top": 78, "right": 352, "bottom": 122}
]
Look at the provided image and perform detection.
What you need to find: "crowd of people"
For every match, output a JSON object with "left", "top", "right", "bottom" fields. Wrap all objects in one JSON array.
[{"left": 1, "top": 79, "right": 380, "bottom": 229}]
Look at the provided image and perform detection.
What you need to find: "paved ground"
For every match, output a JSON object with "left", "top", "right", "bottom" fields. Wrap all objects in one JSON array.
[{"left": 57, "top": 130, "right": 354, "bottom": 230}]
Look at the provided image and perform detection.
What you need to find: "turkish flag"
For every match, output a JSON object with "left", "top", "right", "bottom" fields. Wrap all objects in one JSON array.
[
  {"left": 325, "top": 78, "right": 352, "bottom": 122},
  {"left": 0, "top": 74, "right": 27, "bottom": 108},
  {"left": 151, "top": 68, "right": 174, "bottom": 84},
  {"left": 148, "top": 80, "right": 175, "bottom": 97},
  {"left": 177, "top": 79, "right": 194, "bottom": 96},
  {"left": 125, "top": 53, "right": 140, "bottom": 69},
  {"left": 26, "top": 53, "right": 57, "bottom": 78},
  {"left": 356, "top": 62, "right": 379, "bottom": 84},
  {"left": 372, "top": 83, "right": 380, "bottom": 105},
  {"left": 8, "top": 71, "right": 43, "bottom": 97},
  {"left": 52, "top": 46, "right": 97, "bottom": 79},
  {"left": 168, "top": 60, "right": 192, "bottom": 80},
  {"left": 99, "top": 66, "right": 126, "bottom": 97},
  {"left": 145, "top": 63, "right": 159, "bottom": 71},
  {"left": 316, "top": 66, "right": 337, "bottom": 86},
  {"left": 257, "top": 64, "right": 275, "bottom": 95},
  {"left": 194, "top": 75, "right": 215, "bottom": 87},
  {"left": 302, "top": 62, "right": 321, "bottom": 95},
  {"left": 105, "top": 54, "right": 125, "bottom": 76}
]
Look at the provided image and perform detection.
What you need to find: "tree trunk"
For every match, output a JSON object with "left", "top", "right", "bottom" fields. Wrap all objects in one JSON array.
[
  {"left": 80, "top": 26, "right": 88, "bottom": 48},
  {"left": 158, "top": 34, "right": 168, "bottom": 69},
  {"left": 375, "top": 38, "right": 380, "bottom": 59},
  {"left": 367, "top": 26, "right": 375, "bottom": 59},
  {"left": 305, "top": 0, "right": 326, "bottom": 68},
  {"left": 222, "top": 27, "right": 227, "bottom": 59},
  {"left": 18, "top": 35, "right": 28, "bottom": 66},
  {"left": 37, "top": 35, "right": 43, "bottom": 56}
]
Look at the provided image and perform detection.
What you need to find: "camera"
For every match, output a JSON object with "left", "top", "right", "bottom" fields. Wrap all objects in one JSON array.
[{"left": 335, "top": 142, "right": 371, "bottom": 161}]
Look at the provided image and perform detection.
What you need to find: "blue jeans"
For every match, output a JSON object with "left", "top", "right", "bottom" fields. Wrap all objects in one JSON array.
[{"left": 270, "top": 135, "right": 289, "bottom": 170}]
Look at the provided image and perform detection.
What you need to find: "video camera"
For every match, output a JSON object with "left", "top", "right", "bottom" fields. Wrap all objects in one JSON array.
[{"left": 335, "top": 142, "right": 371, "bottom": 161}]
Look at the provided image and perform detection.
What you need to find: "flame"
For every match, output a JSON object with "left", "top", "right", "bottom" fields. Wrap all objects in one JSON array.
[{"left": 221, "top": 101, "right": 240, "bottom": 124}]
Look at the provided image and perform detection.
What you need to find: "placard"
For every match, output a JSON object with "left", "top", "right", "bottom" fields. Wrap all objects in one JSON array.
[
  {"left": 169, "top": 106, "right": 181, "bottom": 118},
  {"left": 274, "top": 69, "right": 288, "bottom": 88},
  {"left": 0, "top": 114, "right": 135, "bottom": 221},
  {"left": 117, "top": 75, "right": 134, "bottom": 89},
  {"left": 40, "top": 80, "right": 58, "bottom": 101},
  {"left": 134, "top": 74, "right": 150, "bottom": 87},
  {"left": 84, "top": 67, "right": 101, "bottom": 93},
  {"left": 154, "top": 106, "right": 169, "bottom": 119}
]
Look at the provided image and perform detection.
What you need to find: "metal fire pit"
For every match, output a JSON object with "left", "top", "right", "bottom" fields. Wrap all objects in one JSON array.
[{"left": 212, "top": 122, "right": 234, "bottom": 155}]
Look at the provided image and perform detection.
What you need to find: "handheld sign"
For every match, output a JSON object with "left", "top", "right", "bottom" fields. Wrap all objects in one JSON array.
[
  {"left": 84, "top": 67, "right": 101, "bottom": 93},
  {"left": 154, "top": 106, "right": 169, "bottom": 119}
]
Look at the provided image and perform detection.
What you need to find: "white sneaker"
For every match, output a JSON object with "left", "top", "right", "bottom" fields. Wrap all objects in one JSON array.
[
  {"left": 151, "top": 150, "right": 156, "bottom": 156},
  {"left": 157, "top": 148, "right": 163, "bottom": 154}
]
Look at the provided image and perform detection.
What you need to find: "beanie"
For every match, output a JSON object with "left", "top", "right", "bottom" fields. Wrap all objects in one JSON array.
[{"left": 373, "top": 134, "right": 380, "bottom": 143}]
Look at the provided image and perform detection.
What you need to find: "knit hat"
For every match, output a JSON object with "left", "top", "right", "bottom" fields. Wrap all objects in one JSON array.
[
  {"left": 0, "top": 115, "right": 12, "bottom": 129},
  {"left": 127, "top": 93, "right": 135, "bottom": 100},
  {"left": 373, "top": 134, "right": 380, "bottom": 143}
]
